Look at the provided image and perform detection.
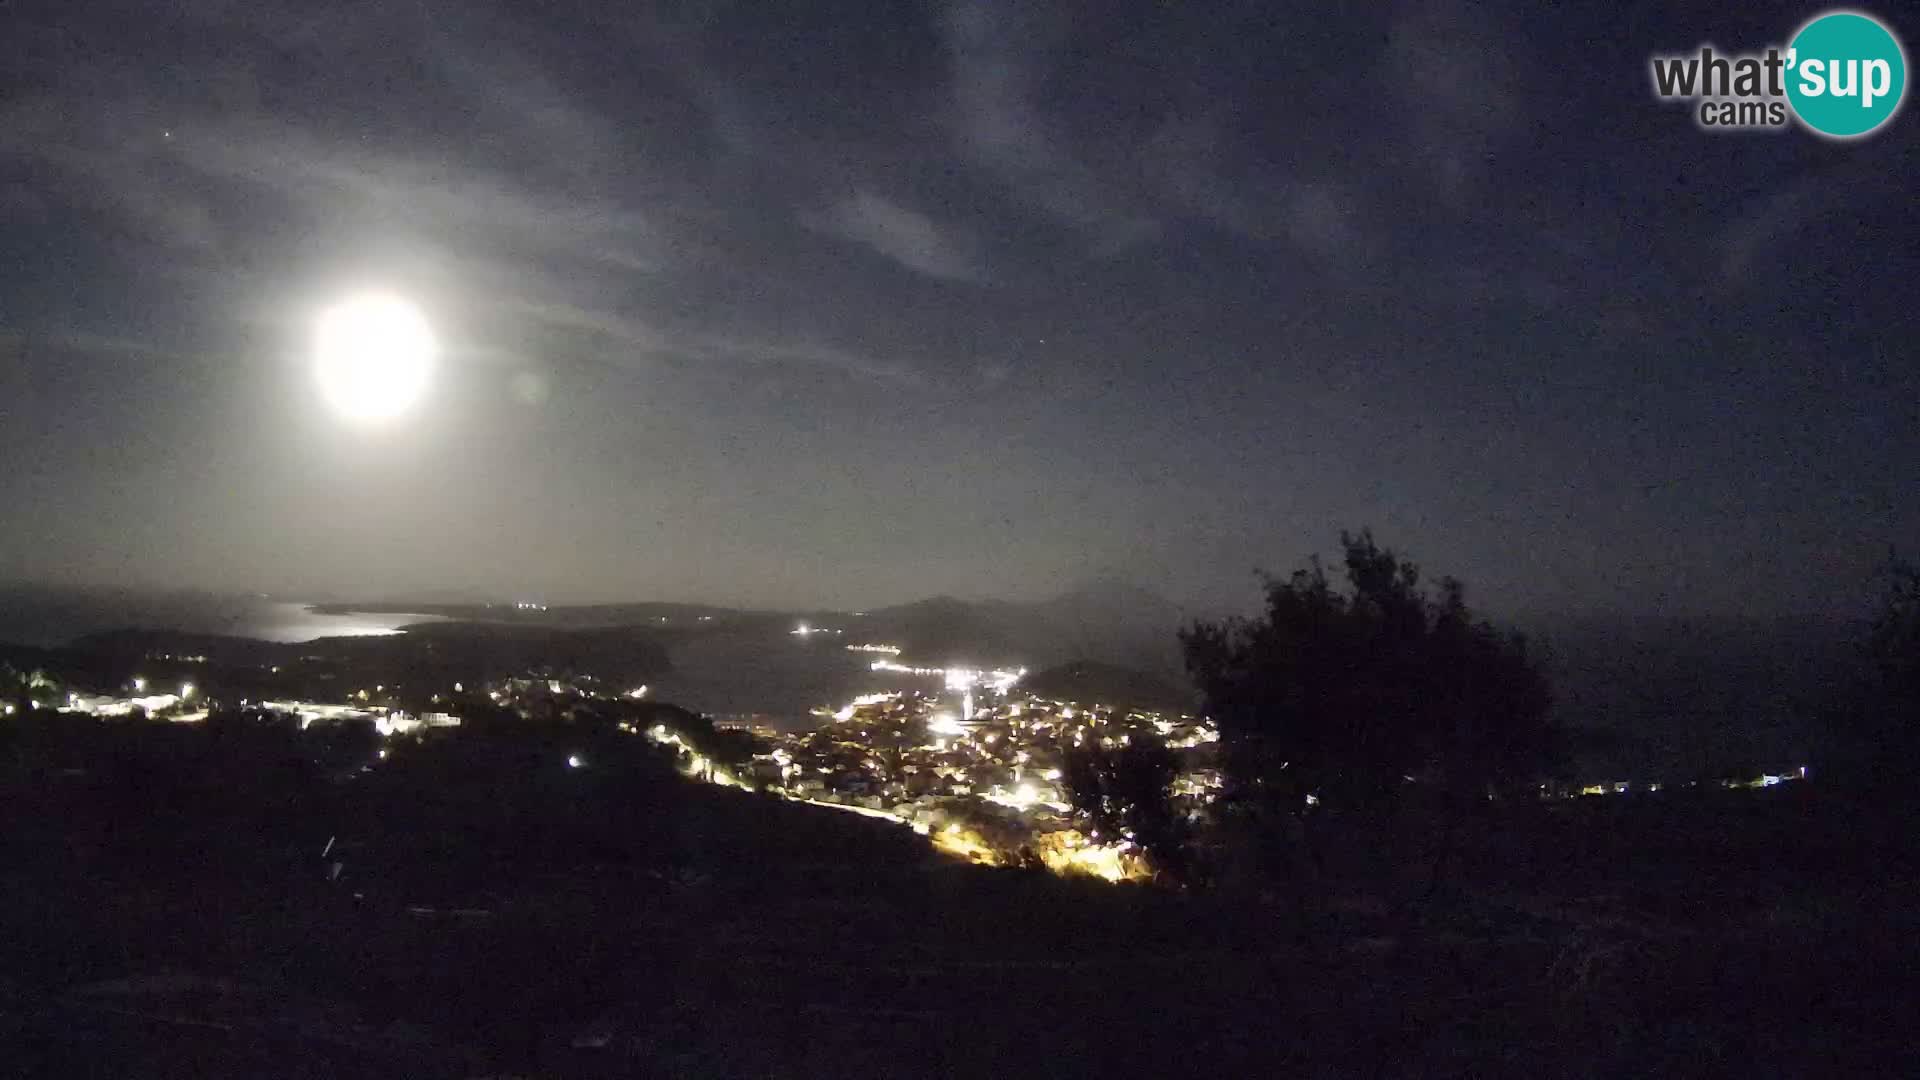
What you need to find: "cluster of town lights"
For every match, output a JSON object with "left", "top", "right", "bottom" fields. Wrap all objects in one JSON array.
[
  {"left": 865, "top": 658, "right": 1026, "bottom": 693},
  {"left": 640, "top": 700, "right": 1149, "bottom": 882},
  {"left": 36, "top": 648, "right": 1818, "bottom": 893}
]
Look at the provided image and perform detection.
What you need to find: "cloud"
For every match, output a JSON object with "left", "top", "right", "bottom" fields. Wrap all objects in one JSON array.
[
  {"left": 1139, "top": 106, "right": 1382, "bottom": 267},
  {"left": 0, "top": 6, "right": 943, "bottom": 393},
  {"left": 692, "top": 335, "right": 933, "bottom": 389},
  {"left": 0, "top": 94, "right": 224, "bottom": 251},
  {"left": 423, "top": 30, "right": 622, "bottom": 184},
  {"left": 941, "top": 0, "right": 1160, "bottom": 252},
  {"left": 0, "top": 330, "right": 195, "bottom": 365},
  {"left": 815, "top": 191, "right": 983, "bottom": 282},
  {"left": 1380, "top": 0, "right": 1526, "bottom": 207},
  {"left": 492, "top": 297, "right": 670, "bottom": 356},
  {"left": 1281, "top": 182, "right": 1370, "bottom": 262},
  {"left": 1713, "top": 145, "right": 1907, "bottom": 299}
]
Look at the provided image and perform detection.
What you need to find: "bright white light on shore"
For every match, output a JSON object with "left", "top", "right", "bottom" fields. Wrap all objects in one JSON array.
[
  {"left": 567, "top": 754, "right": 585, "bottom": 769},
  {"left": 314, "top": 293, "right": 437, "bottom": 421}
]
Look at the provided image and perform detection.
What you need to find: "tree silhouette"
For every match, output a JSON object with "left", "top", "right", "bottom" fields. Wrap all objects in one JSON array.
[
  {"left": 2, "top": 662, "right": 31, "bottom": 715},
  {"left": 1181, "top": 531, "right": 1556, "bottom": 890},
  {"left": 1, "top": 663, "right": 57, "bottom": 714},
  {"left": 704, "top": 726, "right": 766, "bottom": 774},
  {"left": 1063, "top": 732, "right": 1188, "bottom": 881}
]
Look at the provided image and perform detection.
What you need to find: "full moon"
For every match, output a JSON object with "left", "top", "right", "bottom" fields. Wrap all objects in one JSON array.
[{"left": 313, "top": 293, "right": 437, "bottom": 421}]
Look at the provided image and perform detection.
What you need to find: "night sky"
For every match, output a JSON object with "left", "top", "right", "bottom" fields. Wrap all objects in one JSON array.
[{"left": 2, "top": 1, "right": 1914, "bottom": 616}]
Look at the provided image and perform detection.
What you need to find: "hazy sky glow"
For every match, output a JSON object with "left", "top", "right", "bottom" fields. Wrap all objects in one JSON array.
[{"left": 1, "top": 1, "right": 1914, "bottom": 615}]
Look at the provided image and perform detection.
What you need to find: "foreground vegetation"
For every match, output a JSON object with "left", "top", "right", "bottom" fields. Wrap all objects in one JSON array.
[{"left": 3, "top": 705, "right": 1916, "bottom": 1077}]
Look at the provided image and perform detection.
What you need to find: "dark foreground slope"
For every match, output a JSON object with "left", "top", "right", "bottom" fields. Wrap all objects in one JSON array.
[{"left": 3, "top": 716, "right": 1917, "bottom": 1078}]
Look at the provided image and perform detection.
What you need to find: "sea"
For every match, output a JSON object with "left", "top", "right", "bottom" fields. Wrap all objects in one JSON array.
[
  {"left": 0, "top": 585, "right": 924, "bottom": 730},
  {"left": 0, "top": 586, "right": 1860, "bottom": 776},
  {"left": 644, "top": 629, "right": 934, "bottom": 730},
  {"left": 0, "top": 586, "right": 443, "bottom": 648}
]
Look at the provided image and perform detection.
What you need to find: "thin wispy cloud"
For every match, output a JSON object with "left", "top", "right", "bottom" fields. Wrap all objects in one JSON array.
[
  {"left": 816, "top": 191, "right": 983, "bottom": 282},
  {"left": 0, "top": 12, "right": 927, "bottom": 391},
  {"left": 4, "top": 0, "right": 1913, "bottom": 614},
  {"left": 693, "top": 335, "right": 935, "bottom": 390},
  {"left": 1381, "top": 0, "right": 1528, "bottom": 209},
  {"left": 941, "top": 0, "right": 1160, "bottom": 253}
]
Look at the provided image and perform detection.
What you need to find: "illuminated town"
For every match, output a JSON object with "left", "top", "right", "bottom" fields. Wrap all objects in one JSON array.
[
  {"left": 27, "top": 623, "right": 1810, "bottom": 888},
  {"left": 24, "top": 629, "right": 1222, "bottom": 882},
  {"left": 700, "top": 650, "right": 1224, "bottom": 883}
]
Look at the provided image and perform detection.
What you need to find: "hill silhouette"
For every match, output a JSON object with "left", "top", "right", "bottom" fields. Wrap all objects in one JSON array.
[
  {"left": 1022, "top": 660, "right": 1195, "bottom": 713},
  {"left": 859, "top": 580, "right": 1187, "bottom": 674}
]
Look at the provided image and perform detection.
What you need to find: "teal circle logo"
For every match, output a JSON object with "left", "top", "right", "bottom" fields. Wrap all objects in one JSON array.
[{"left": 1786, "top": 11, "right": 1907, "bottom": 138}]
